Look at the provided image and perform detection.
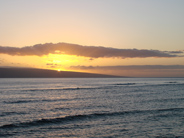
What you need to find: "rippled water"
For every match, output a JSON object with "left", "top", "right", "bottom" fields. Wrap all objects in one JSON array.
[{"left": 0, "top": 78, "right": 184, "bottom": 138}]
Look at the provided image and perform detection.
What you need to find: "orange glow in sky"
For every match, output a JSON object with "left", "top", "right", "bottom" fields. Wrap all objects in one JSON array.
[{"left": 0, "top": 1, "right": 184, "bottom": 77}]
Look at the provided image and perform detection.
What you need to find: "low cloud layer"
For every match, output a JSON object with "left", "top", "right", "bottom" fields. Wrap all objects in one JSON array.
[
  {"left": 0, "top": 43, "right": 183, "bottom": 58},
  {"left": 69, "top": 65, "right": 184, "bottom": 77},
  {"left": 70, "top": 65, "right": 184, "bottom": 70}
]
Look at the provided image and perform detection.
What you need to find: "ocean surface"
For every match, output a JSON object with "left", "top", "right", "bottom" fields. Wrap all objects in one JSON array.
[{"left": 0, "top": 78, "right": 184, "bottom": 138}]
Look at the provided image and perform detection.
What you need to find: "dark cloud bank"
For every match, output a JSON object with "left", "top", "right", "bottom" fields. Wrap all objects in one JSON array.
[{"left": 0, "top": 43, "right": 183, "bottom": 58}]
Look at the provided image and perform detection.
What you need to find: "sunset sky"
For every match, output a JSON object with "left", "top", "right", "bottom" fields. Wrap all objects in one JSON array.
[{"left": 0, "top": 0, "right": 184, "bottom": 77}]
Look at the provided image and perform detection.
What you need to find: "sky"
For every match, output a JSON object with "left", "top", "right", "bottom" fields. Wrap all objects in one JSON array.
[{"left": 0, "top": 0, "right": 184, "bottom": 77}]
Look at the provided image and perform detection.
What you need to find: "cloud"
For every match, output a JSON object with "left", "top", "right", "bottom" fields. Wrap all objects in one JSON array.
[
  {"left": 0, "top": 43, "right": 183, "bottom": 58},
  {"left": 0, "top": 58, "right": 4, "bottom": 62},
  {"left": 46, "top": 63, "right": 54, "bottom": 65},
  {"left": 165, "top": 50, "right": 184, "bottom": 54},
  {"left": 46, "top": 63, "right": 62, "bottom": 68},
  {"left": 70, "top": 65, "right": 184, "bottom": 70},
  {"left": 69, "top": 65, "right": 184, "bottom": 77}
]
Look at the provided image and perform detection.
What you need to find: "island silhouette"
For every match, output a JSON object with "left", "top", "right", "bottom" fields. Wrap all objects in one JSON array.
[{"left": 0, "top": 68, "right": 122, "bottom": 78}]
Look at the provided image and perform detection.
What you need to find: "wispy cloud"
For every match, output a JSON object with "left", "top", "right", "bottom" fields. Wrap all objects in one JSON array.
[{"left": 0, "top": 43, "right": 183, "bottom": 58}]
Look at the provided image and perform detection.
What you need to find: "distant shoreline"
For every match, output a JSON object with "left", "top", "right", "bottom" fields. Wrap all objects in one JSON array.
[{"left": 0, "top": 68, "right": 123, "bottom": 78}]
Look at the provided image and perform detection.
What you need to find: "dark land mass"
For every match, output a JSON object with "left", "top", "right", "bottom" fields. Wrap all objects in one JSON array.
[{"left": 0, "top": 68, "right": 122, "bottom": 78}]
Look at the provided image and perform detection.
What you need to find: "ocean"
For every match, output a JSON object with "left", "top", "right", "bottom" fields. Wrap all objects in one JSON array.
[{"left": 0, "top": 78, "right": 184, "bottom": 138}]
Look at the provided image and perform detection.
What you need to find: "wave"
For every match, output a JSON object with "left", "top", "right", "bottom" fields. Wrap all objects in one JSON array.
[
  {"left": 0, "top": 111, "right": 26, "bottom": 117},
  {"left": 113, "top": 83, "right": 136, "bottom": 86},
  {"left": 4, "top": 100, "right": 36, "bottom": 104},
  {"left": 141, "top": 83, "right": 184, "bottom": 88},
  {"left": 155, "top": 134, "right": 182, "bottom": 138},
  {"left": 143, "top": 97, "right": 184, "bottom": 104},
  {"left": 1, "top": 107, "right": 184, "bottom": 129},
  {"left": 108, "top": 82, "right": 184, "bottom": 89},
  {"left": 18, "top": 87, "right": 98, "bottom": 93},
  {"left": 156, "top": 107, "right": 184, "bottom": 112},
  {"left": 162, "top": 82, "right": 184, "bottom": 86},
  {"left": 4, "top": 97, "right": 79, "bottom": 104},
  {"left": 165, "top": 81, "right": 178, "bottom": 84},
  {"left": 4, "top": 96, "right": 98, "bottom": 105}
]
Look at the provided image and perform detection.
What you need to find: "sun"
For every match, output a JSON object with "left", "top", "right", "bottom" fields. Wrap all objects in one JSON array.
[
  {"left": 45, "top": 54, "right": 80, "bottom": 70},
  {"left": 44, "top": 53, "right": 91, "bottom": 72}
]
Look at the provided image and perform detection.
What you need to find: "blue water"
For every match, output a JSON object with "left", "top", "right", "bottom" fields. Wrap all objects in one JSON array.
[{"left": 0, "top": 78, "right": 184, "bottom": 138}]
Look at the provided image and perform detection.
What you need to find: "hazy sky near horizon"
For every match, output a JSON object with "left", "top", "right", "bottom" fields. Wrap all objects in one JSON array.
[{"left": 0, "top": 0, "right": 184, "bottom": 77}]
